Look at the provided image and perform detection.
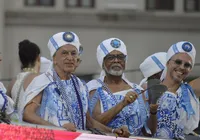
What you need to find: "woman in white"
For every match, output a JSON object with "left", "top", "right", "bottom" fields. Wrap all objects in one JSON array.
[{"left": 7, "top": 40, "right": 41, "bottom": 121}]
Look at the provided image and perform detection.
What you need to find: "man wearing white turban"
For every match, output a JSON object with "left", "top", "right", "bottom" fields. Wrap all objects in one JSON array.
[
  {"left": 139, "top": 52, "right": 167, "bottom": 89},
  {"left": 22, "top": 32, "right": 127, "bottom": 137},
  {"left": 155, "top": 41, "right": 199, "bottom": 139},
  {"left": 87, "top": 38, "right": 158, "bottom": 136}
]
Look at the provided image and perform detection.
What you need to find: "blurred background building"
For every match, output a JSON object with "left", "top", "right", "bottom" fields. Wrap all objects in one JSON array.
[{"left": 0, "top": 0, "right": 200, "bottom": 86}]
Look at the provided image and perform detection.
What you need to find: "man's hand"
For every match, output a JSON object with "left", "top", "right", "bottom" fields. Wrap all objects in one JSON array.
[
  {"left": 122, "top": 91, "right": 138, "bottom": 107},
  {"left": 62, "top": 123, "right": 76, "bottom": 132},
  {"left": 115, "top": 125, "right": 130, "bottom": 138}
]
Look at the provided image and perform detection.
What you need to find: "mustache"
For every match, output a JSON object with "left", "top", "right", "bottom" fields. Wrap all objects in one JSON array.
[{"left": 110, "top": 63, "right": 122, "bottom": 68}]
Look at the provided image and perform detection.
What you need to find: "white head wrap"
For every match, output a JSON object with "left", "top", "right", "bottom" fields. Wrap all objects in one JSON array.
[
  {"left": 40, "top": 57, "right": 52, "bottom": 73},
  {"left": 139, "top": 52, "right": 167, "bottom": 86},
  {"left": 47, "top": 32, "right": 82, "bottom": 58},
  {"left": 96, "top": 38, "right": 127, "bottom": 68},
  {"left": 160, "top": 41, "right": 196, "bottom": 81}
]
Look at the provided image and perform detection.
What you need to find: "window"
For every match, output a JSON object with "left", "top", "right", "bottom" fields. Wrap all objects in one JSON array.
[
  {"left": 65, "top": 0, "right": 95, "bottom": 8},
  {"left": 184, "top": 0, "right": 200, "bottom": 12},
  {"left": 25, "top": 0, "right": 55, "bottom": 6},
  {"left": 146, "top": 0, "right": 174, "bottom": 11}
]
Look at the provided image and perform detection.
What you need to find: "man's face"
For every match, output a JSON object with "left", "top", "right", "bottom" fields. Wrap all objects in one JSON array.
[
  {"left": 103, "top": 50, "right": 126, "bottom": 76},
  {"left": 53, "top": 44, "right": 79, "bottom": 74},
  {"left": 167, "top": 53, "right": 192, "bottom": 83},
  {"left": 149, "top": 71, "right": 163, "bottom": 80}
]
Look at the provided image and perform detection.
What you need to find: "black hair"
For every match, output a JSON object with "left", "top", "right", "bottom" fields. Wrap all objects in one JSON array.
[{"left": 18, "top": 39, "right": 40, "bottom": 70}]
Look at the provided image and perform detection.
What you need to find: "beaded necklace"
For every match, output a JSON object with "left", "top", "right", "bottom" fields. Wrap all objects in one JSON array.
[
  {"left": 97, "top": 79, "right": 141, "bottom": 122},
  {"left": 52, "top": 70, "right": 85, "bottom": 129},
  {"left": 22, "top": 68, "right": 37, "bottom": 73}
]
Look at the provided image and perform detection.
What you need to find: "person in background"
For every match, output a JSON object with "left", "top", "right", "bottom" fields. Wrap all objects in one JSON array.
[
  {"left": 40, "top": 57, "right": 52, "bottom": 74},
  {"left": 7, "top": 40, "right": 41, "bottom": 121},
  {"left": 139, "top": 52, "right": 167, "bottom": 89}
]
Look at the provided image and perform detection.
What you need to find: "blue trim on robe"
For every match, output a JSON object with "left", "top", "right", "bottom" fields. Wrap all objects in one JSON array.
[
  {"left": 155, "top": 83, "right": 197, "bottom": 139},
  {"left": 89, "top": 79, "right": 147, "bottom": 136}
]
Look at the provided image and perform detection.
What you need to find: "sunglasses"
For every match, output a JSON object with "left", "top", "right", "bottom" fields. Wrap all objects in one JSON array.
[
  {"left": 170, "top": 59, "right": 192, "bottom": 69},
  {"left": 104, "top": 54, "right": 126, "bottom": 62}
]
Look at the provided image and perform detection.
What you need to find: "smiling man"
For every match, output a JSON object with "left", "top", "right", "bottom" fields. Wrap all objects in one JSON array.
[
  {"left": 87, "top": 38, "right": 158, "bottom": 136},
  {"left": 156, "top": 41, "right": 199, "bottom": 139}
]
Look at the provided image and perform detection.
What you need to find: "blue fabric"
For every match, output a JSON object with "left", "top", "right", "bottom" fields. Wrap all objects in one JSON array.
[
  {"left": 181, "top": 84, "right": 195, "bottom": 119},
  {"left": 172, "top": 43, "right": 179, "bottom": 54},
  {"left": 100, "top": 43, "right": 109, "bottom": 55},
  {"left": 0, "top": 89, "right": 7, "bottom": 112},
  {"left": 89, "top": 79, "right": 148, "bottom": 136},
  {"left": 50, "top": 37, "right": 59, "bottom": 50},
  {"left": 155, "top": 83, "right": 197, "bottom": 139},
  {"left": 151, "top": 56, "right": 165, "bottom": 70},
  {"left": 39, "top": 70, "right": 88, "bottom": 130},
  {"left": 137, "top": 92, "right": 150, "bottom": 127}
]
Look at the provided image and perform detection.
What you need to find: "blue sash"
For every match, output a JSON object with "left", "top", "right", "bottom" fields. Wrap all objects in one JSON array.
[{"left": 181, "top": 84, "right": 197, "bottom": 119}]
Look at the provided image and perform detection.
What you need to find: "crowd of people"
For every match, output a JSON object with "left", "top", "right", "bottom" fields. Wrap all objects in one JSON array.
[{"left": 0, "top": 31, "right": 199, "bottom": 139}]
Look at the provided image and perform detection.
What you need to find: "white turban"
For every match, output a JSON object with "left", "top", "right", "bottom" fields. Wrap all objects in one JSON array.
[
  {"left": 139, "top": 52, "right": 167, "bottom": 86},
  {"left": 47, "top": 32, "right": 82, "bottom": 58},
  {"left": 160, "top": 41, "right": 196, "bottom": 81},
  {"left": 40, "top": 57, "right": 52, "bottom": 73},
  {"left": 96, "top": 38, "right": 127, "bottom": 68}
]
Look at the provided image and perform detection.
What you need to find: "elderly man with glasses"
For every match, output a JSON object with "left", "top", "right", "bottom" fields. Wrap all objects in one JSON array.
[{"left": 87, "top": 38, "right": 158, "bottom": 137}]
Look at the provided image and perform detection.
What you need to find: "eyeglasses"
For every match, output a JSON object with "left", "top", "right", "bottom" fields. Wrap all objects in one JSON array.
[
  {"left": 61, "top": 50, "right": 78, "bottom": 58},
  {"left": 104, "top": 54, "right": 126, "bottom": 62},
  {"left": 170, "top": 59, "right": 192, "bottom": 69}
]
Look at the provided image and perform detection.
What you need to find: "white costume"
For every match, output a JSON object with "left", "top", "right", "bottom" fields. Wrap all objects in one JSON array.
[
  {"left": 22, "top": 32, "right": 89, "bottom": 129},
  {"left": 156, "top": 41, "right": 199, "bottom": 139},
  {"left": 11, "top": 72, "right": 32, "bottom": 121},
  {"left": 87, "top": 38, "right": 150, "bottom": 135}
]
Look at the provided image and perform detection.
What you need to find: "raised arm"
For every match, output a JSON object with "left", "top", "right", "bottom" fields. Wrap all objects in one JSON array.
[{"left": 91, "top": 90, "right": 138, "bottom": 125}]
